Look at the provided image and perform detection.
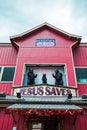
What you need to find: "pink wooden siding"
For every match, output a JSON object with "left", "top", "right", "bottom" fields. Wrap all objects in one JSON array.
[
  {"left": 0, "top": 46, "right": 18, "bottom": 66},
  {"left": 0, "top": 108, "right": 87, "bottom": 130},
  {"left": 0, "top": 25, "right": 87, "bottom": 130},
  {"left": 15, "top": 28, "right": 75, "bottom": 47},
  {"left": 63, "top": 114, "right": 87, "bottom": 130},
  {"left": 73, "top": 46, "right": 87, "bottom": 96},
  {"left": 0, "top": 108, "right": 13, "bottom": 130},
  {"left": 13, "top": 28, "right": 77, "bottom": 87},
  {"left": 0, "top": 83, "right": 12, "bottom": 94},
  {"left": 14, "top": 47, "right": 76, "bottom": 86},
  {"left": 0, "top": 108, "right": 25, "bottom": 130},
  {"left": 0, "top": 46, "right": 18, "bottom": 94},
  {"left": 73, "top": 46, "right": 87, "bottom": 66},
  {"left": 77, "top": 84, "right": 87, "bottom": 95}
]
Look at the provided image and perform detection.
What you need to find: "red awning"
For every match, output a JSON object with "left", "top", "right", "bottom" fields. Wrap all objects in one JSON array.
[{"left": 7, "top": 104, "right": 83, "bottom": 116}]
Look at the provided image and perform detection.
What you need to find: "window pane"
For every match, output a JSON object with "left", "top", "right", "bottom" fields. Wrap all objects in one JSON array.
[
  {"left": 1, "top": 67, "right": 15, "bottom": 81},
  {"left": 75, "top": 68, "right": 87, "bottom": 83},
  {"left": 24, "top": 65, "right": 67, "bottom": 86},
  {"left": 0, "top": 67, "right": 2, "bottom": 72},
  {"left": 32, "top": 123, "right": 42, "bottom": 128},
  {"left": 0, "top": 67, "right": 2, "bottom": 79}
]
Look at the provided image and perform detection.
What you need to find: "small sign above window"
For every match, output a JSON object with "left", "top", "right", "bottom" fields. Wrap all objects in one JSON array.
[{"left": 36, "top": 39, "right": 56, "bottom": 47}]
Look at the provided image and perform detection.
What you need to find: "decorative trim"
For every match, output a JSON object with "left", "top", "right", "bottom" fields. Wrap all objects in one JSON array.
[{"left": 10, "top": 22, "right": 82, "bottom": 40}]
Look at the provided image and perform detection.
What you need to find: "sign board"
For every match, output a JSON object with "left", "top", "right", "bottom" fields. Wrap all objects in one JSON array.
[
  {"left": 36, "top": 39, "right": 56, "bottom": 47},
  {"left": 13, "top": 85, "right": 77, "bottom": 96}
]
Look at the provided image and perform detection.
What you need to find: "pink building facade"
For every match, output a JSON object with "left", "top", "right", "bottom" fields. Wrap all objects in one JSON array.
[{"left": 0, "top": 23, "right": 87, "bottom": 130}]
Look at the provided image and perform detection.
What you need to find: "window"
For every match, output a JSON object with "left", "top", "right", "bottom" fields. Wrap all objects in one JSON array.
[
  {"left": 1, "top": 67, "right": 15, "bottom": 81},
  {"left": 32, "top": 123, "right": 42, "bottom": 130},
  {"left": 13, "top": 127, "right": 16, "bottom": 130},
  {"left": 75, "top": 68, "right": 87, "bottom": 83},
  {"left": 0, "top": 67, "right": 2, "bottom": 80},
  {"left": 23, "top": 65, "right": 67, "bottom": 86},
  {"left": 0, "top": 67, "right": 2, "bottom": 72}
]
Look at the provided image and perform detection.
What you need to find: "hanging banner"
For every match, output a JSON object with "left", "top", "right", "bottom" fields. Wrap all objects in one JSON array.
[{"left": 13, "top": 85, "right": 77, "bottom": 96}]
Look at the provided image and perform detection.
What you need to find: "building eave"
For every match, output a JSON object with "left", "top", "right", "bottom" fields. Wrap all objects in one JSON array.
[
  {"left": 0, "top": 95, "right": 87, "bottom": 105},
  {"left": 0, "top": 43, "right": 12, "bottom": 46},
  {"left": 80, "top": 42, "right": 87, "bottom": 46},
  {"left": 10, "top": 22, "right": 82, "bottom": 41}
]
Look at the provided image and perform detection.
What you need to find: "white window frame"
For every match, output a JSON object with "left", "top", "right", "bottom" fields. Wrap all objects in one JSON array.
[
  {"left": 75, "top": 66, "right": 87, "bottom": 84},
  {"left": 0, "top": 66, "right": 15, "bottom": 83}
]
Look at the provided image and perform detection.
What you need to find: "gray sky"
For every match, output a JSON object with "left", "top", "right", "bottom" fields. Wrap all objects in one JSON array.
[{"left": 0, "top": 0, "right": 87, "bottom": 42}]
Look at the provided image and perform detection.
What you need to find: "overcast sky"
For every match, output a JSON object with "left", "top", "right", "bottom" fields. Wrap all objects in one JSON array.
[{"left": 0, "top": 0, "right": 87, "bottom": 42}]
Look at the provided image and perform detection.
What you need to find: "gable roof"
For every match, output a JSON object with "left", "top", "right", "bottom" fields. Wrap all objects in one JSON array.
[{"left": 10, "top": 22, "right": 82, "bottom": 41}]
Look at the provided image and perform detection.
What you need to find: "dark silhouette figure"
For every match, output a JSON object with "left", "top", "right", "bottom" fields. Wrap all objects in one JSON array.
[
  {"left": 52, "top": 69, "right": 63, "bottom": 85},
  {"left": 27, "top": 68, "right": 37, "bottom": 85},
  {"left": 42, "top": 74, "right": 47, "bottom": 84}
]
